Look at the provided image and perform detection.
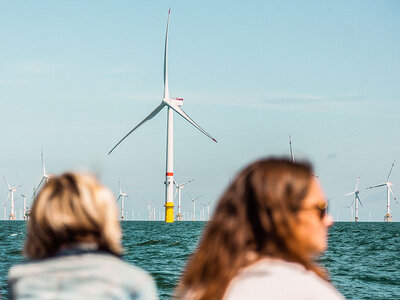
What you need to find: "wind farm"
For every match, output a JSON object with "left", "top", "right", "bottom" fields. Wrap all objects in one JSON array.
[
  {"left": 1, "top": 4, "right": 400, "bottom": 223},
  {"left": 1, "top": 3, "right": 400, "bottom": 300}
]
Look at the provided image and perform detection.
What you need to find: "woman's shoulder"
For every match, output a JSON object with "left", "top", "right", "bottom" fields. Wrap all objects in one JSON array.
[
  {"left": 10, "top": 251, "right": 151, "bottom": 283},
  {"left": 223, "top": 259, "right": 345, "bottom": 300},
  {"left": 8, "top": 252, "right": 157, "bottom": 299}
]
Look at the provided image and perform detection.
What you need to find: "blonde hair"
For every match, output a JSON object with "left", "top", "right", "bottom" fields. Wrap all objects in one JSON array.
[{"left": 24, "top": 172, "right": 123, "bottom": 258}]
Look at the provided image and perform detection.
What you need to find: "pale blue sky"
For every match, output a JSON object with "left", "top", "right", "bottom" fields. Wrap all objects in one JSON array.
[{"left": 1, "top": 0, "right": 400, "bottom": 221}]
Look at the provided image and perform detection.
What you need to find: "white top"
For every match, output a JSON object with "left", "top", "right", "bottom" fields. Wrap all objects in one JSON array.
[{"left": 223, "top": 259, "right": 345, "bottom": 300}]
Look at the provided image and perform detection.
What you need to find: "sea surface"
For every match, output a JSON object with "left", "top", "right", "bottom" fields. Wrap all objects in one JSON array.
[{"left": 1, "top": 221, "right": 399, "bottom": 299}]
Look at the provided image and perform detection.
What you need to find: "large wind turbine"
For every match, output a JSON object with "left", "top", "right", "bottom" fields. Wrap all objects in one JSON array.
[
  {"left": 367, "top": 160, "right": 398, "bottom": 222},
  {"left": 3, "top": 176, "right": 22, "bottom": 220},
  {"left": 108, "top": 9, "right": 217, "bottom": 223},
  {"left": 116, "top": 179, "right": 128, "bottom": 221},
  {"left": 344, "top": 177, "right": 362, "bottom": 222},
  {"left": 174, "top": 179, "right": 193, "bottom": 221}
]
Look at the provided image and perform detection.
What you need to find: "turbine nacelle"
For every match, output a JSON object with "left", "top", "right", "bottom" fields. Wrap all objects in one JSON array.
[{"left": 163, "top": 97, "right": 184, "bottom": 106}]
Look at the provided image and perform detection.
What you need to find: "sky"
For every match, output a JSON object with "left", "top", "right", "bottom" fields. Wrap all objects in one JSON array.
[{"left": 1, "top": 0, "right": 400, "bottom": 221}]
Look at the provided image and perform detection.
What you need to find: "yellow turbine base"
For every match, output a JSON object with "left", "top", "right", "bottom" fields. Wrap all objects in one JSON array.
[{"left": 165, "top": 202, "right": 175, "bottom": 223}]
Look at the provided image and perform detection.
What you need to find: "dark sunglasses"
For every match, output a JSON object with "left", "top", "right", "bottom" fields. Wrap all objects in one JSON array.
[{"left": 301, "top": 202, "right": 328, "bottom": 220}]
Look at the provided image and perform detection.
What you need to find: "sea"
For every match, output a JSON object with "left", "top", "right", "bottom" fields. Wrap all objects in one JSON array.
[{"left": 1, "top": 221, "right": 399, "bottom": 300}]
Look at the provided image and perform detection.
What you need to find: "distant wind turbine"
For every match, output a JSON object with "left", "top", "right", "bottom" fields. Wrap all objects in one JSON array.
[
  {"left": 186, "top": 191, "right": 200, "bottom": 221},
  {"left": 108, "top": 9, "right": 217, "bottom": 223},
  {"left": 116, "top": 179, "right": 128, "bottom": 221},
  {"left": 3, "top": 176, "right": 22, "bottom": 220},
  {"left": 344, "top": 177, "right": 362, "bottom": 222},
  {"left": 174, "top": 179, "right": 193, "bottom": 221},
  {"left": 21, "top": 194, "right": 27, "bottom": 220},
  {"left": 367, "top": 160, "right": 398, "bottom": 222},
  {"left": 34, "top": 149, "right": 52, "bottom": 197}
]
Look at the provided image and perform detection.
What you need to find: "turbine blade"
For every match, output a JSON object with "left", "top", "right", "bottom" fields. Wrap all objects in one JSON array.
[
  {"left": 163, "top": 9, "right": 171, "bottom": 99},
  {"left": 186, "top": 190, "right": 194, "bottom": 201},
  {"left": 344, "top": 192, "right": 355, "bottom": 196},
  {"left": 387, "top": 160, "right": 395, "bottom": 182},
  {"left": 165, "top": 101, "right": 218, "bottom": 143},
  {"left": 3, "top": 176, "right": 11, "bottom": 190},
  {"left": 355, "top": 176, "right": 360, "bottom": 192},
  {"left": 36, "top": 177, "right": 45, "bottom": 192},
  {"left": 118, "top": 178, "right": 121, "bottom": 194},
  {"left": 108, "top": 103, "right": 165, "bottom": 154},
  {"left": 117, "top": 195, "right": 121, "bottom": 203},
  {"left": 367, "top": 183, "right": 386, "bottom": 189},
  {"left": 181, "top": 179, "right": 193, "bottom": 187},
  {"left": 289, "top": 135, "right": 294, "bottom": 163},
  {"left": 357, "top": 195, "right": 363, "bottom": 208},
  {"left": 174, "top": 188, "right": 178, "bottom": 200},
  {"left": 388, "top": 186, "right": 398, "bottom": 204},
  {"left": 41, "top": 148, "right": 46, "bottom": 176}
]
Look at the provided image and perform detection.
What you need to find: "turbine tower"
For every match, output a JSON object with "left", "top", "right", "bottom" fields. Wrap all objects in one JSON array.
[
  {"left": 174, "top": 179, "right": 193, "bottom": 221},
  {"left": 108, "top": 9, "right": 217, "bottom": 223},
  {"left": 3, "top": 176, "right": 22, "bottom": 220},
  {"left": 206, "top": 200, "right": 211, "bottom": 221},
  {"left": 289, "top": 135, "right": 295, "bottom": 163},
  {"left": 2, "top": 200, "right": 6, "bottom": 220},
  {"left": 21, "top": 194, "right": 27, "bottom": 220},
  {"left": 367, "top": 160, "right": 398, "bottom": 222},
  {"left": 344, "top": 177, "right": 362, "bottom": 222},
  {"left": 117, "top": 179, "right": 128, "bottom": 221}
]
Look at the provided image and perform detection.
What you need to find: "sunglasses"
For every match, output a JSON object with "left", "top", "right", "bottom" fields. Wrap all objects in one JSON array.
[{"left": 301, "top": 202, "right": 328, "bottom": 220}]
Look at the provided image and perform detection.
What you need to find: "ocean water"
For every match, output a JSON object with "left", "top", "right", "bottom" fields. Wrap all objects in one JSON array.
[{"left": 1, "top": 221, "right": 399, "bottom": 299}]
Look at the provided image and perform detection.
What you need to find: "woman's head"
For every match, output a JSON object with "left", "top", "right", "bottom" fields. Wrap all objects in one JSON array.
[
  {"left": 24, "top": 172, "right": 123, "bottom": 259},
  {"left": 177, "top": 157, "right": 333, "bottom": 300}
]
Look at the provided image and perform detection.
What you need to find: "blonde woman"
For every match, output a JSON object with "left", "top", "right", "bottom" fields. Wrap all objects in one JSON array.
[
  {"left": 8, "top": 172, "right": 157, "bottom": 300},
  {"left": 176, "top": 158, "right": 344, "bottom": 300}
]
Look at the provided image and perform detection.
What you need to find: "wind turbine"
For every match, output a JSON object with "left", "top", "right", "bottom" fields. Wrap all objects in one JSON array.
[
  {"left": 34, "top": 149, "right": 52, "bottom": 196},
  {"left": 367, "top": 160, "right": 398, "bottom": 222},
  {"left": 206, "top": 201, "right": 211, "bottom": 221},
  {"left": 344, "top": 177, "right": 362, "bottom": 222},
  {"left": 3, "top": 176, "right": 22, "bottom": 220},
  {"left": 145, "top": 200, "right": 153, "bottom": 221},
  {"left": 289, "top": 135, "right": 295, "bottom": 163},
  {"left": 174, "top": 179, "right": 193, "bottom": 221},
  {"left": 116, "top": 179, "right": 128, "bottom": 221},
  {"left": 21, "top": 194, "right": 27, "bottom": 220},
  {"left": 108, "top": 9, "right": 217, "bottom": 223},
  {"left": 186, "top": 191, "right": 200, "bottom": 221}
]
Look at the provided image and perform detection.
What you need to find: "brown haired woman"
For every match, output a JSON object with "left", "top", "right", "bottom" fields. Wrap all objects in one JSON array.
[
  {"left": 176, "top": 158, "right": 344, "bottom": 300},
  {"left": 8, "top": 172, "right": 158, "bottom": 300}
]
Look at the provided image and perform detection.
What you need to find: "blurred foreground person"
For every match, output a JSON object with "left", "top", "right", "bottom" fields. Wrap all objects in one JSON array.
[
  {"left": 176, "top": 158, "right": 344, "bottom": 300},
  {"left": 8, "top": 172, "right": 157, "bottom": 300}
]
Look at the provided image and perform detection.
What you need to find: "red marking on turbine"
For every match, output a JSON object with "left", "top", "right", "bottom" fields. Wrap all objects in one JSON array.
[
  {"left": 212, "top": 138, "right": 218, "bottom": 143},
  {"left": 166, "top": 172, "right": 173, "bottom": 176}
]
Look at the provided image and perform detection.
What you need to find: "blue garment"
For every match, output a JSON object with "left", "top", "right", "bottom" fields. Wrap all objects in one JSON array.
[{"left": 8, "top": 246, "right": 158, "bottom": 300}]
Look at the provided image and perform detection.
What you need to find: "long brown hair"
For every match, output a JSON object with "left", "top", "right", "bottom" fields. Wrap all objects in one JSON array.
[
  {"left": 24, "top": 172, "right": 123, "bottom": 259},
  {"left": 176, "top": 158, "right": 327, "bottom": 300}
]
